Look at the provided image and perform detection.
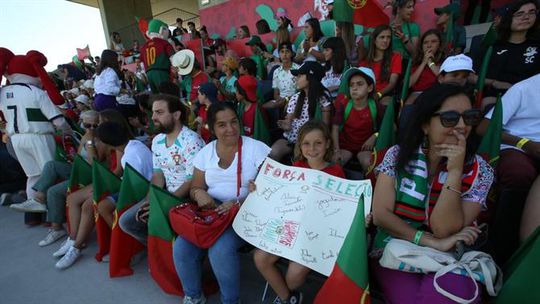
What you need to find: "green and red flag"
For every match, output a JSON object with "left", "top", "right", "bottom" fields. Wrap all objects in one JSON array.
[
  {"left": 238, "top": 102, "right": 271, "bottom": 145},
  {"left": 92, "top": 161, "right": 121, "bottom": 262},
  {"left": 314, "top": 194, "right": 371, "bottom": 304},
  {"left": 495, "top": 226, "right": 540, "bottom": 303},
  {"left": 109, "top": 164, "right": 149, "bottom": 278},
  {"left": 400, "top": 58, "right": 413, "bottom": 108},
  {"left": 148, "top": 185, "right": 185, "bottom": 296},
  {"left": 66, "top": 155, "right": 93, "bottom": 234},
  {"left": 365, "top": 97, "right": 396, "bottom": 181},
  {"left": 474, "top": 46, "right": 493, "bottom": 108},
  {"left": 477, "top": 95, "right": 502, "bottom": 167},
  {"left": 333, "top": 0, "right": 389, "bottom": 28}
]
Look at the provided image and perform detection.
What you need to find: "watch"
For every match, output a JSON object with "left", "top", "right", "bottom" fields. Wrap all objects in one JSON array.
[{"left": 86, "top": 140, "right": 94, "bottom": 147}]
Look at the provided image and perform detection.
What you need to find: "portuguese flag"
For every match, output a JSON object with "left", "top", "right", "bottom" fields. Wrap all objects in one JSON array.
[
  {"left": 474, "top": 46, "right": 493, "bottom": 108},
  {"left": 66, "top": 155, "right": 93, "bottom": 234},
  {"left": 477, "top": 94, "right": 502, "bottom": 166},
  {"left": 109, "top": 164, "right": 149, "bottom": 278},
  {"left": 333, "top": 0, "right": 389, "bottom": 28},
  {"left": 365, "top": 97, "right": 396, "bottom": 181},
  {"left": 314, "top": 194, "right": 370, "bottom": 304},
  {"left": 92, "top": 161, "right": 121, "bottom": 262},
  {"left": 148, "top": 185, "right": 185, "bottom": 296}
]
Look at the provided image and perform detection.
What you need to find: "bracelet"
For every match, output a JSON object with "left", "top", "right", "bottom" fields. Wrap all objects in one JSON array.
[
  {"left": 428, "top": 61, "right": 435, "bottom": 68},
  {"left": 376, "top": 92, "right": 383, "bottom": 98},
  {"left": 446, "top": 185, "right": 462, "bottom": 195},
  {"left": 413, "top": 230, "right": 424, "bottom": 245},
  {"left": 516, "top": 138, "right": 530, "bottom": 149}
]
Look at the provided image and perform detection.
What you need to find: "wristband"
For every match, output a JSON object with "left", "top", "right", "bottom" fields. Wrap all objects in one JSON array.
[
  {"left": 376, "top": 92, "right": 383, "bottom": 99},
  {"left": 428, "top": 61, "right": 435, "bottom": 68},
  {"left": 516, "top": 138, "right": 530, "bottom": 149},
  {"left": 446, "top": 185, "right": 462, "bottom": 195},
  {"left": 413, "top": 230, "right": 424, "bottom": 245}
]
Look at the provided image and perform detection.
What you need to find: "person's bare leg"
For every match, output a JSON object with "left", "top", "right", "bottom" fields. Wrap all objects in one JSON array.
[
  {"left": 270, "top": 139, "right": 292, "bottom": 162},
  {"left": 254, "top": 249, "right": 290, "bottom": 300},
  {"left": 97, "top": 198, "right": 115, "bottom": 228},
  {"left": 520, "top": 176, "right": 540, "bottom": 242},
  {"left": 339, "top": 149, "right": 353, "bottom": 166},
  {"left": 67, "top": 185, "right": 93, "bottom": 239},
  {"left": 285, "top": 261, "right": 311, "bottom": 291},
  {"left": 74, "top": 198, "right": 96, "bottom": 249},
  {"left": 357, "top": 151, "right": 373, "bottom": 173}
]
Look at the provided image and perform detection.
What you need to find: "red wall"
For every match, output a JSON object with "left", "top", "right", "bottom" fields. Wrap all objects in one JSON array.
[{"left": 199, "top": 0, "right": 449, "bottom": 38}]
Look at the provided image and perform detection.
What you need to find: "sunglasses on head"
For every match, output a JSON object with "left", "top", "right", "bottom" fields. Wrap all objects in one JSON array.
[
  {"left": 432, "top": 109, "right": 482, "bottom": 128},
  {"left": 83, "top": 123, "right": 98, "bottom": 129}
]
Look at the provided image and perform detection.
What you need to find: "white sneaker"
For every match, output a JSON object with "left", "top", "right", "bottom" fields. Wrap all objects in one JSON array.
[
  {"left": 9, "top": 198, "right": 47, "bottom": 213},
  {"left": 55, "top": 246, "right": 81, "bottom": 269},
  {"left": 183, "top": 295, "right": 206, "bottom": 304},
  {"left": 38, "top": 229, "right": 67, "bottom": 247},
  {"left": 0, "top": 193, "right": 12, "bottom": 206},
  {"left": 53, "top": 238, "right": 75, "bottom": 257},
  {"left": 101, "top": 254, "right": 110, "bottom": 262}
]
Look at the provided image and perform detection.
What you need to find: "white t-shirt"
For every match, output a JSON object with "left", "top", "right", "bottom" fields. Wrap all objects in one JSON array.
[
  {"left": 321, "top": 66, "right": 342, "bottom": 98},
  {"left": 0, "top": 84, "right": 61, "bottom": 136},
  {"left": 122, "top": 140, "right": 153, "bottom": 180},
  {"left": 485, "top": 74, "right": 540, "bottom": 151},
  {"left": 152, "top": 127, "right": 205, "bottom": 192},
  {"left": 193, "top": 136, "right": 271, "bottom": 203},
  {"left": 94, "top": 67, "right": 121, "bottom": 96}
]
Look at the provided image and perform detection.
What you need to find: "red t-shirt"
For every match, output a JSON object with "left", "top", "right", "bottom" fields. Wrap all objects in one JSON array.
[
  {"left": 140, "top": 38, "right": 175, "bottom": 71},
  {"left": 242, "top": 102, "right": 257, "bottom": 137},
  {"left": 197, "top": 106, "right": 211, "bottom": 143},
  {"left": 359, "top": 52, "right": 402, "bottom": 93},
  {"left": 332, "top": 96, "right": 376, "bottom": 153},
  {"left": 411, "top": 65, "right": 437, "bottom": 92},
  {"left": 190, "top": 71, "right": 210, "bottom": 102},
  {"left": 293, "top": 160, "right": 346, "bottom": 178}
]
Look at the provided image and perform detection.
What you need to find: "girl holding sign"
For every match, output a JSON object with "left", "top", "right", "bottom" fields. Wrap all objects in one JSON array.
[{"left": 253, "top": 120, "right": 344, "bottom": 304}]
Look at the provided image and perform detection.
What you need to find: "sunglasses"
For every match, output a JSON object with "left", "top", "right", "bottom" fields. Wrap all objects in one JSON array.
[
  {"left": 83, "top": 123, "right": 98, "bottom": 129},
  {"left": 432, "top": 109, "right": 482, "bottom": 128}
]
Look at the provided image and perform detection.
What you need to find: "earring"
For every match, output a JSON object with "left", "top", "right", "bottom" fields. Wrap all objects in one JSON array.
[{"left": 422, "top": 134, "right": 429, "bottom": 149}]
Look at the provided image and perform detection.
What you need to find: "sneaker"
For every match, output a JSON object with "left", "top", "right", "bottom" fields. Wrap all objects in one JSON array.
[
  {"left": 9, "top": 198, "right": 47, "bottom": 213},
  {"left": 101, "top": 254, "right": 110, "bottom": 262},
  {"left": 288, "top": 291, "right": 303, "bottom": 304},
  {"left": 38, "top": 229, "right": 67, "bottom": 247},
  {"left": 53, "top": 238, "right": 75, "bottom": 257},
  {"left": 0, "top": 193, "right": 12, "bottom": 206},
  {"left": 183, "top": 294, "right": 206, "bottom": 304},
  {"left": 55, "top": 246, "right": 81, "bottom": 269}
]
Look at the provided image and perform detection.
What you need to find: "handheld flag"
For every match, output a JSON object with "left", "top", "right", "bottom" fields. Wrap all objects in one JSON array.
[
  {"left": 314, "top": 194, "right": 370, "bottom": 304},
  {"left": 474, "top": 46, "right": 493, "bottom": 109},
  {"left": 333, "top": 0, "right": 389, "bottom": 28},
  {"left": 400, "top": 58, "right": 413, "bottom": 108},
  {"left": 66, "top": 155, "right": 92, "bottom": 234},
  {"left": 109, "top": 164, "right": 149, "bottom": 277},
  {"left": 477, "top": 94, "right": 502, "bottom": 167},
  {"left": 76, "top": 45, "right": 91, "bottom": 60},
  {"left": 92, "top": 161, "right": 122, "bottom": 261},
  {"left": 365, "top": 97, "right": 395, "bottom": 180}
]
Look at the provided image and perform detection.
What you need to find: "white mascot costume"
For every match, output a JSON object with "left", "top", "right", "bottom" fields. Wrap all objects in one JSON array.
[{"left": 0, "top": 48, "right": 71, "bottom": 211}]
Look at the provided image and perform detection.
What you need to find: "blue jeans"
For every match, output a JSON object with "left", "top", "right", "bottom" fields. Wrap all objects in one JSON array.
[
  {"left": 119, "top": 199, "right": 147, "bottom": 245},
  {"left": 172, "top": 227, "right": 243, "bottom": 304}
]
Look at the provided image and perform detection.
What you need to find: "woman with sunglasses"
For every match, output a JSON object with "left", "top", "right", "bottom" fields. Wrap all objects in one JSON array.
[{"left": 371, "top": 84, "right": 494, "bottom": 303}]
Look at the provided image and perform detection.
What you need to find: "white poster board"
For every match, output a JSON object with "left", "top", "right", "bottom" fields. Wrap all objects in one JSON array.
[{"left": 233, "top": 158, "right": 372, "bottom": 276}]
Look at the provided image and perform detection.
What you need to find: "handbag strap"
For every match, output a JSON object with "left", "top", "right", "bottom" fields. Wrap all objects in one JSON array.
[{"left": 236, "top": 136, "right": 242, "bottom": 204}]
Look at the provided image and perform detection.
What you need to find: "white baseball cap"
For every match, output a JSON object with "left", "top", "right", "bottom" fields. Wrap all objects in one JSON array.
[
  {"left": 440, "top": 54, "right": 475, "bottom": 74},
  {"left": 75, "top": 94, "right": 91, "bottom": 107}
]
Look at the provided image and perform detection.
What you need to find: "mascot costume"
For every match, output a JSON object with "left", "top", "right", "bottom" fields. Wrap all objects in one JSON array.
[
  {"left": 0, "top": 48, "right": 71, "bottom": 221},
  {"left": 140, "top": 19, "right": 175, "bottom": 93}
]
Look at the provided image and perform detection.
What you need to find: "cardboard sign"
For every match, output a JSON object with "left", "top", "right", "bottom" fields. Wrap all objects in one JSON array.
[{"left": 233, "top": 158, "right": 372, "bottom": 276}]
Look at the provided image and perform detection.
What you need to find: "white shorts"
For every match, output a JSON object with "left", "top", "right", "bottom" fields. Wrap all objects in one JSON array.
[{"left": 10, "top": 133, "right": 56, "bottom": 177}]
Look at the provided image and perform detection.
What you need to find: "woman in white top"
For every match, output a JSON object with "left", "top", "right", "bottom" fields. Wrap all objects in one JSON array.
[
  {"left": 93, "top": 50, "right": 122, "bottom": 111},
  {"left": 173, "top": 102, "right": 271, "bottom": 304}
]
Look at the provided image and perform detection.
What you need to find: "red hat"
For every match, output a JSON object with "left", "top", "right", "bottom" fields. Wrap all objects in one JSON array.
[
  {"left": 0, "top": 48, "right": 64, "bottom": 105},
  {"left": 237, "top": 75, "right": 257, "bottom": 102}
]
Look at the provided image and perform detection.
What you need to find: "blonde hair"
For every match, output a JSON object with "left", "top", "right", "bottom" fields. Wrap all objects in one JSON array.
[{"left": 293, "top": 120, "right": 334, "bottom": 162}]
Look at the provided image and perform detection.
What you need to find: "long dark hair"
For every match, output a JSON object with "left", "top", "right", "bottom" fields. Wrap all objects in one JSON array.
[
  {"left": 392, "top": 0, "right": 416, "bottom": 16},
  {"left": 293, "top": 74, "right": 330, "bottom": 119},
  {"left": 323, "top": 37, "right": 348, "bottom": 74},
  {"left": 397, "top": 84, "right": 479, "bottom": 172},
  {"left": 366, "top": 25, "right": 393, "bottom": 82},
  {"left": 99, "top": 109, "right": 135, "bottom": 138},
  {"left": 305, "top": 18, "right": 324, "bottom": 42},
  {"left": 497, "top": 0, "right": 540, "bottom": 42},
  {"left": 239, "top": 25, "right": 251, "bottom": 38},
  {"left": 256, "top": 19, "right": 271, "bottom": 35},
  {"left": 97, "top": 49, "right": 122, "bottom": 79},
  {"left": 413, "top": 29, "right": 444, "bottom": 66}
]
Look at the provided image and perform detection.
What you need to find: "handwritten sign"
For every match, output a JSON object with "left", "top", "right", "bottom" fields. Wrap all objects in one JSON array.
[{"left": 233, "top": 158, "right": 372, "bottom": 276}]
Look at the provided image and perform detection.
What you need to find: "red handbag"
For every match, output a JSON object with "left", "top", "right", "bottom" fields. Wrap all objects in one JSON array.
[{"left": 169, "top": 137, "right": 243, "bottom": 248}]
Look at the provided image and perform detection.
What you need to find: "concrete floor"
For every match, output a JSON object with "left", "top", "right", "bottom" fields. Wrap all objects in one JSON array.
[{"left": 0, "top": 205, "right": 324, "bottom": 304}]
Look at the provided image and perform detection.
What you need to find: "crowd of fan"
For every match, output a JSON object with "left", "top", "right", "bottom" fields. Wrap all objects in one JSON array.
[{"left": 1, "top": 0, "right": 540, "bottom": 303}]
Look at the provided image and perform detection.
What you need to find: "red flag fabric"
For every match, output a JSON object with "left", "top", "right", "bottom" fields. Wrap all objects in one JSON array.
[
  {"left": 76, "top": 45, "right": 91, "bottom": 60},
  {"left": 226, "top": 38, "right": 252, "bottom": 58},
  {"left": 184, "top": 39, "right": 206, "bottom": 68},
  {"left": 109, "top": 165, "right": 148, "bottom": 278}
]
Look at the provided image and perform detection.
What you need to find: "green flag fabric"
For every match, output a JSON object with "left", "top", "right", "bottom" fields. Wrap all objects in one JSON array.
[
  {"left": 400, "top": 58, "right": 413, "bottom": 105},
  {"left": 67, "top": 154, "right": 92, "bottom": 193},
  {"left": 92, "top": 161, "right": 122, "bottom": 261},
  {"left": 366, "top": 97, "right": 396, "bottom": 179},
  {"left": 477, "top": 95, "right": 502, "bottom": 166},
  {"left": 314, "top": 194, "right": 370, "bottom": 303},
  {"left": 475, "top": 46, "right": 493, "bottom": 108}
]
